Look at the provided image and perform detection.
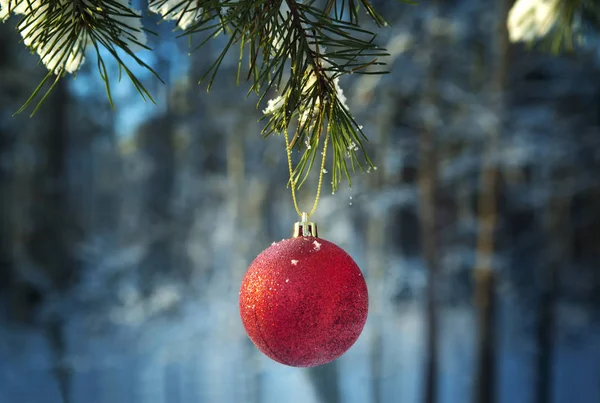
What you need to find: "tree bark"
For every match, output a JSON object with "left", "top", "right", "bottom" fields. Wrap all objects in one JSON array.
[
  {"left": 472, "top": 1, "right": 510, "bottom": 402},
  {"left": 47, "top": 317, "right": 71, "bottom": 403},
  {"left": 535, "top": 168, "right": 570, "bottom": 403},
  {"left": 420, "top": 5, "right": 442, "bottom": 403},
  {"left": 419, "top": 108, "right": 439, "bottom": 403},
  {"left": 473, "top": 269, "right": 497, "bottom": 403},
  {"left": 137, "top": 109, "right": 175, "bottom": 293},
  {"left": 24, "top": 78, "right": 74, "bottom": 403},
  {"left": 0, "top": 26, "right": 17, "bottom": 318},
  {"left": 366, "top": 89, "right": 392, "bottom": 403}
]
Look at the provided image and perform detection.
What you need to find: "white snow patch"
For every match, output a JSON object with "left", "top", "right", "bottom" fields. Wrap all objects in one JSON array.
[
  {"left": 291, "top": 260, "right": 298, "bottom": 265},
  {"left": 305, "top": 138, "right": 312, "bottom": 149},
  {"left": 313, "top": 240, "right": 321, "bottom": 251},
  {"left": 3, "top": 0, "right": 147, "bottom": 74},
  {"left": 149, "top": 0, "right": 203, "bottom": 30},
  {"left": 507, "top": 0, "right": 559, "bottom": 43},
  {"left": 262, "top": 95, "right": 285, "bottom": 115}
]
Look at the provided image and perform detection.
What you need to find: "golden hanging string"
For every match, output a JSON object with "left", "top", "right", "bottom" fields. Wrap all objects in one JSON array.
[{"left": 283, "top": 101, "right": 332, "bottom": 220}]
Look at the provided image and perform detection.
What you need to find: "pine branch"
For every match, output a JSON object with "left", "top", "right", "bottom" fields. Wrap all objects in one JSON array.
[
  {"left": 159, "top": 0, "right": 389, "bottom": 191},
  {"left": 3, "top": 0, "right": 394, "bottom": 190},
  {"left": 2, "top": 0, "right": 160, "bottom": 116},
  {"left": 256, "top": 1, "right": 386, "bottom": 191}
]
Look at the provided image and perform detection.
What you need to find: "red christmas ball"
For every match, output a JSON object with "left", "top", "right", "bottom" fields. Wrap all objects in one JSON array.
[{"left": 239, "top": 235, "right": 368, "bottom": 367}]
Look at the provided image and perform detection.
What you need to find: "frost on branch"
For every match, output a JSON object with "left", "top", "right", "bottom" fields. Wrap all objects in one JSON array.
[
  {"left": 262, "top": 95, "right": 285, "bottom": 115},
  {"left": 262, "top": 45, "right": 350, "bottom": 124},
  {"left": 261, "top": 0, "right": 351, "bottom": 125},
  {"left": 0, "top": 0, "right": 34, "bottom": 20},
  {"left": 107, "top": 1, "right": 148, "bottom": 53},
  {"left": 10, "top": 0, "right": 86, "bottom": 74},
  {"left": 149, "top": 0, "right": 203, "bottom": 30},
  {"left": 507, "top": 0, "right": 561, "bottom": 42},
  {"left": 0, "top": 0, "right": 147, "bottom": 75}
]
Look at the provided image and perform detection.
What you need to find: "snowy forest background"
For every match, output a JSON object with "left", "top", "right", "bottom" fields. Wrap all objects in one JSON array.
[{"left": 1, "top": 0, "right": 600, "bottom": 402}]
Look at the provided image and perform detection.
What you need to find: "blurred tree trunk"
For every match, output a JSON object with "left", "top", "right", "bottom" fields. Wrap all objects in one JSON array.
[
  {"left": 535, "top": 168, "right": 571, "bottom": 403},
  {"left": 472, "top": 270, "right": 496, "bottom": 403},
  {"left": 0, "top": 24, "right": 50, "bottom": 324},
  {"left": 27, "top": 80, "right": 76, "bottom": 288},
  {"left": 92, "top": 124, "right": 119, "bottom": 236},
  {"left": 367, "top": 91, "right": 393, "bottom": 403},
  {"left": 0, "top": 26, "right": 17, "bottom": 317},
  {"left": 367, "top": 211, "right": 384, "bottom": 403},
  {"left": 420, "top": 5, "right": 441, "bottom": 403},
  {"left": 226, "top": 114, "right": 264, "bottom": 403},
  {"left": 23, "top": 79, "right": 74, "bottom": 403},
  {"left": 45, "top": 81, "right": 73, "bottom": 403},
  {"left": 47, "top": 316, "right": 71, "bottom": 403},
  {"left": 137, "top": 112, "right": 175, "bottom": 292},
  {"left": 136, "top": 10, "right": 177, "bottom": 292},
  {"left": 307, "top": 363, "right": 342, "bottom": 403},
  {"left": 419, "top": 87, "right": 440, "bottom": 403},
  {"left": 472, "top": 1, "right": 510, "bottom": 402}
]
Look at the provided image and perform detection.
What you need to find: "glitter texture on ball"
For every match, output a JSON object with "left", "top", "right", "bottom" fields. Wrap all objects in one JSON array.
[{"left": 239, "top": 236, "right": 368, "bottom": 367}]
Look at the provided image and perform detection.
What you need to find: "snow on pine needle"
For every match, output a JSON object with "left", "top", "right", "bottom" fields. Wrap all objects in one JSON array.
[
  {"left": 256, "top": 0, "right": 383, "bottom": 192},
  {"left": 507, "top": 0, "right": 561, "bottom": 42},
  {"left": 11, "top": 0, "right": 86, "bottom": 74},
  {"left": 149, "top": 0, "right": 203, "bottom": 30},
  {"left": 262, "top": 0, "right": 350, "bottom": 125},
  {"left": 0, "top": 0, "right": 147, "bottom": 75}
]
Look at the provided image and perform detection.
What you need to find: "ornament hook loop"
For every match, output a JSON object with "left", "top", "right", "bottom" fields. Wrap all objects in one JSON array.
[{"left": 293, "top": 212, "right": 318, "bottom": 238}]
